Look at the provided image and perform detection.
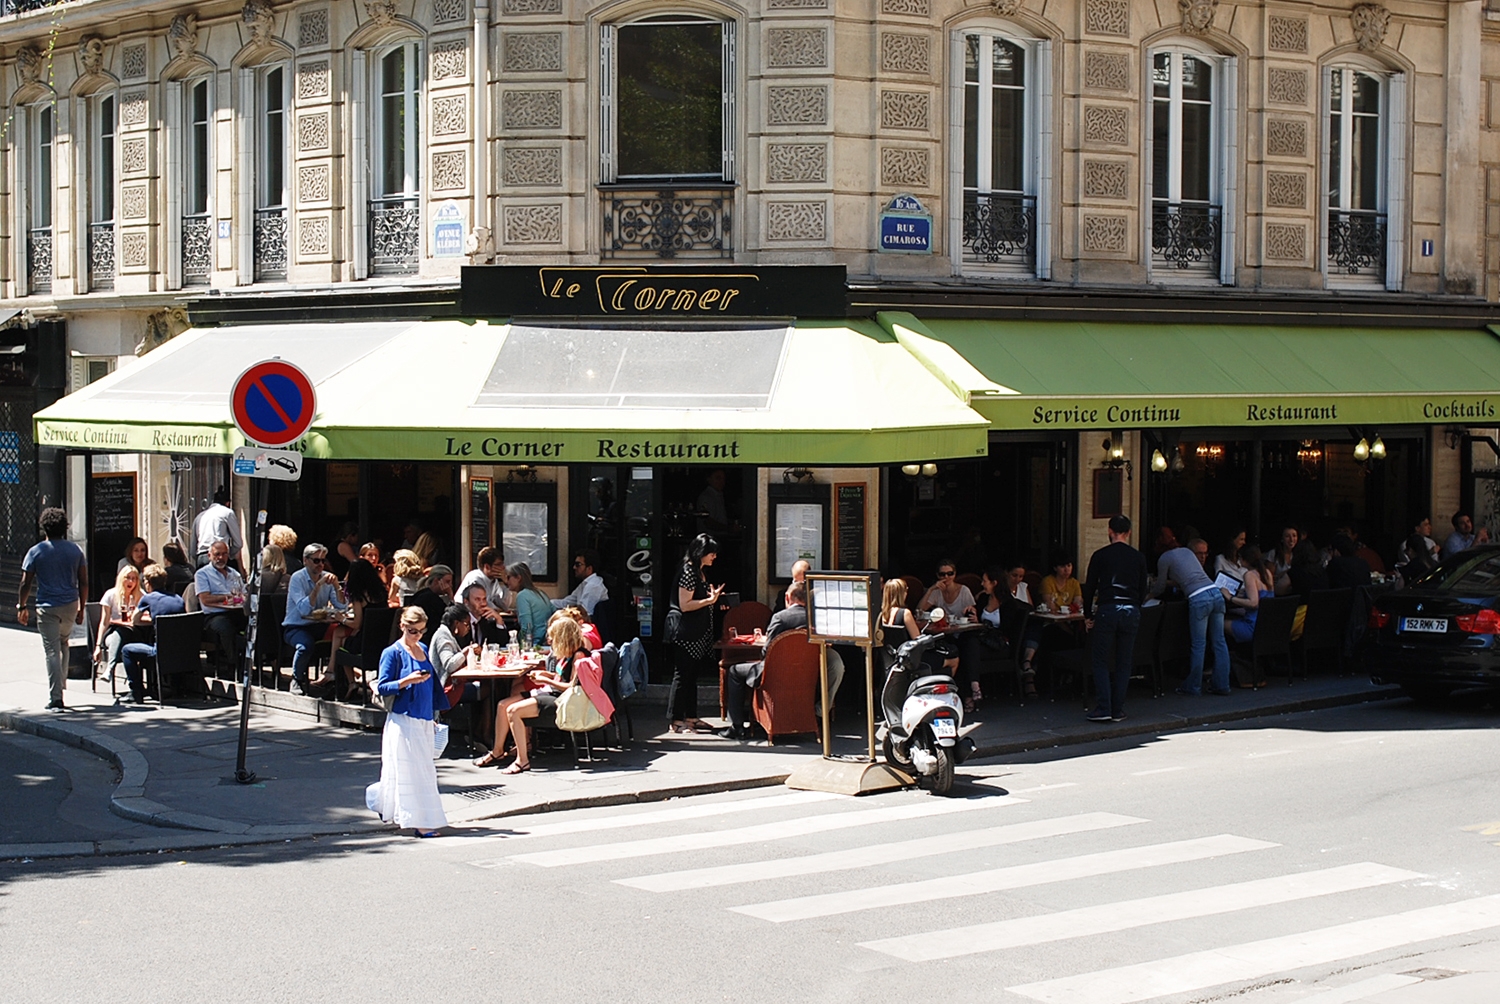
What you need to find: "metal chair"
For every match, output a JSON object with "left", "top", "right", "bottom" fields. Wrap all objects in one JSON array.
[
  {"left": 1154, "top": 601, "right": 1190, "bottom": 687},
  {"left": 1300, "top": 588, "right": 1355, "bottom": 679},
  {"left": 153, "top": 610, "right": 206, "bottom": 703},
  {"left": 84, "top": 602, "right": 107, "bottom": 694},
  {"left": 1130, "top": 603, "right": 1165, "bottom": 697},
  {"left": 1250, "top": 596, "right": 1300, "bottom": 685}
]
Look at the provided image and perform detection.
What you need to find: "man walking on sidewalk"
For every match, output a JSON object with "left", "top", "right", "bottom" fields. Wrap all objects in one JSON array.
[
  {"left": 17, "top": 507, "right": 88, "bottom": 711},
  {"left": 1081, "top": 515, "right": 1148, "bottom": 723}
]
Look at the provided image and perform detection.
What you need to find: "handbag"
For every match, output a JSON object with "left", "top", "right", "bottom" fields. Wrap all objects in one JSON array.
[
  {"left": 555, "top": 685, "right": 607, "bottom": 732},
  {"left": 663, "top": 603, "right": 682, "bottom": 644},
  {"left": 432, "top": 720, "right": 450, "bottom": 758}
]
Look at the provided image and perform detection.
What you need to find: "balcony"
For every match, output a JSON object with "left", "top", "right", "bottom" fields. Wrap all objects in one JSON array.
[
  {"left": 1327, "top": 209, "right": 1387, "bottom": 278},
  {"left": 600, "top": 185, "right": 732, "bottom": 260},
  {"left": 0, "top": 0, "right": 63, "bottom": 13},
  {"left": 88, "top": 222, "right": 114, "bottom": 291},
  {"left": 182, "top": 214, "right": 212, "bottom": 286},
  {"left": 254, "top": 208, "right": 288, "bottom": 282},
  {"left": 369, "top": 197, "right": 420, "bottom": 276},
  {"left": 26, "top": 228, "right": 50, "bottom": 295},
  {"left": 961, "top": 192, "right": 1037, "bottom": 274},
  {"left": 1151, "top": 201, "right": 1221, "bottom": 274}
]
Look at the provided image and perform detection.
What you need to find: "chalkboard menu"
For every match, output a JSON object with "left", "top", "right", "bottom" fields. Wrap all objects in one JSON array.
[
  {"left": 470, "top": 477, "right": 492, "bottom": 565},
  {"left": 834, "top": 484, "right": 865, "bottom": 571},
  {"left": 89, "top": 473, "right": 137, "bottom": 596}
]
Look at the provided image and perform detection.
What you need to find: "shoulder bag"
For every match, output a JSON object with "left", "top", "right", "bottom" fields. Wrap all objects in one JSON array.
[{"left": 556, "top": 684, "right": 607, "bottom": 732}]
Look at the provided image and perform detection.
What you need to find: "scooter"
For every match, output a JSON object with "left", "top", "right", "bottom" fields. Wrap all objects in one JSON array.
[{"left": 877, "top": 634, "right": 976, "bottom": 795}]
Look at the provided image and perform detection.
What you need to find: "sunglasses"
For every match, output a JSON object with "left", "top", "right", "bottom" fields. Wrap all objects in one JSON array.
[
  {"left": 402, "top": 623, "right": 423, "bottom": 633},
  {"left": 308, "top": 557, "right": 326, "bottom": 564},
  {"left": 937, "top": 570, "right": 955, "bottom": 578}
]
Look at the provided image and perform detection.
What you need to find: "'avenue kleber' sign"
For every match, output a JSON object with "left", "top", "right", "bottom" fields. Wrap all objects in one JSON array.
[{"left": 461, "top": 264, "right": 847, "bottom": 319}]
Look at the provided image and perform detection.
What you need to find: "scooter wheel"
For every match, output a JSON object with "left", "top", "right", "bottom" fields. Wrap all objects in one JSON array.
[
  {"left": 883, "top": 732, "right": 911, "bottom": 768},
  {"left": 930, "top": 745, "right": 954, "bottom": 795}
]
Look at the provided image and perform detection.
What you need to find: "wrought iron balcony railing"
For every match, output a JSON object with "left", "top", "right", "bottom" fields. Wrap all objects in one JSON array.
[
  {"left": 369, "top": 196, "right": 420, "bottom": 275},
  {"left": 961, "top": 192, "right": 1036, "bottom": 272},
  {"left": 1151, "top": 200, "right": 1221, "bottom": 272},
  {"left": 1, "top": 0, "right": 64, "bottom": 14},
  {"left": 182, "top": 214, "right": 212, "bottom": 286},
  {"left": 88, "top": 222, "right": 114, "bottom": 291},
  {"left": 254, "top": 208, "right": 288, "bottom": 282},
  {"left": 26, "top": 228, "right": 51, "bottom": 295},
  {"left": 1327, "top": 209, "right": 1387, "bottom": 277},
  {"left": 600, "top": 185, "right": 732, "bottom": 260}
]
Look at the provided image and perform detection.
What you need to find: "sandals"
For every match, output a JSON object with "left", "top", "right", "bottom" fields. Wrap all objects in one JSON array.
[
  {"left": 1022, "top": 666, "right": 1039, "bottom": 700},
  {"left": 670, "top": 721, "right": 694, "bottom": 733},
  {"left": 473, "top": 751, "right": 506, "bottom": 767},
  {"left": 500, "top": 761, "right": 531, "bottom": 775}
]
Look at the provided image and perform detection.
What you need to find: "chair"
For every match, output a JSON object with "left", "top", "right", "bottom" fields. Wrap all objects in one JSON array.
[
  {"left": 900, "top": 575, "right": 925, "bottom": 607},
  {"left": 182, "top": 583, "right": 200, "bottom": 612},
  {"left": 722, "top": 601, "right": 772, "bottom": 640},
  {"left": 591, "top": 594, "right": 617, "bottom": 646},
  {"left": 252, "top": 592, "right": 291, "bottom": 689},
  {"left": 1023, "top": 571, "right": 1043, "bottom": 601},
  {"left": 1299, "top": 588, "right": 1355, "bottom": 679},
  {"left": 153, "top": 610, "right": 206, "bottom": 703},
  {"left": 1154, "top": 601, "right": 1190, "bottom": 687},
  {"left": 84, "top": 602, "right": 107, "bottom": 694},
  {"left": 972, "top": 612, "right": 1030, "bottom": 702},
  {"left": 1249, "top": 596, "right": 1299, "bottom": 685},
  {"left": 342, "top": 604, "right": 397, "bottom": 699},
  {"left": 1129, "top": 603, "right": 1165, "bottom": 697},
  {"left": 751, "top": 629, "right": 822, "bottom": 743},
  {"left": 955, "top": 573, "right": 982, "bottom": 597}
]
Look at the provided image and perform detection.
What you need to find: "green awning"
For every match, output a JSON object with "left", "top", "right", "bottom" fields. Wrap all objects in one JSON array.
[
  {"left": 879, "top": 312, "right": 1500, "bottom": 430},
  {"left": 37, "top": 318, "right": 990, "bottom": 465}
]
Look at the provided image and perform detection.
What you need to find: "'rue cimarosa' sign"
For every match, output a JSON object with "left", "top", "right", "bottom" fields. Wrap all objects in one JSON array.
[{"left": 461, "top": 264, "right": 847, "bottom": 319}]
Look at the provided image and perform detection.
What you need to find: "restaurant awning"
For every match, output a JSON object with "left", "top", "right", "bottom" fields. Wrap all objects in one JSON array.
[
  {"left": 879, "top": 312, "right": 1500, "bottom": 431},
  {"left": 36, "top": 318, "right": 991, "bottom": 465}
]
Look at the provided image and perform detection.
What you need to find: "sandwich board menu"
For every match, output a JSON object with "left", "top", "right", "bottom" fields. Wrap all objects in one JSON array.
[{"left": 805, "top": 571, "right": 879, "bottom": 644}]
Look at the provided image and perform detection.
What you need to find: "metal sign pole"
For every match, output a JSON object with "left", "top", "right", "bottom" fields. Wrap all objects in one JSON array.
[
  {"left": 233, "top": 478, "right": 267, "bottom": 785},
  {"left": 819, "top": 642, "right": 831, "bottom": 759},
  {"left": 864, "top": 639, "right": 876, "bottom": 763}
]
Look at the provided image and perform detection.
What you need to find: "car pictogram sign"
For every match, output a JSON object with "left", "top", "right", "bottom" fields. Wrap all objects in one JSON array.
[{"left": 230, "top": 359, "right": 316, "bottom": 448}]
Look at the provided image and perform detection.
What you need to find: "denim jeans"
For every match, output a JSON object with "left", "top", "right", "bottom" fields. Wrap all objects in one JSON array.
[
  {"left": 120, "top": 641, "right": 158, "bottom": 698},
  {"left": 1184, "top": 589, "right": 1231, "bottom": 694},
  {"left": 283, "top": 623, "right": 323, "bottom": 686},
  {"left": 1090, "top": 604, "right": 1140, "bottom": 718},
  {"left": 37, "top": 602, "right": 77, "bottom": 706}
]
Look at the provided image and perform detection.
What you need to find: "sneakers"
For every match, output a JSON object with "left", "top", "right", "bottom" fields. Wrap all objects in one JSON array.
[
  {"left": 289, "top": 679, "right": 307, "bottom": 696},
  {"left": 1085, "top": 710, "right": 1113, "bottom": 722},
  {"left": 1173, "top": 686, "right": 1201, "bottom": 697},
  {"left": 44, "top": 700, "right": 66, "bottom": 712},
  {"left": 1110, "top": 713, "right": 1127, "bottom": 722}
]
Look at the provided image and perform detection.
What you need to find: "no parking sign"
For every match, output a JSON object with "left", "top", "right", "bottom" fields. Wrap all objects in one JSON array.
[{"left": 230, "top": 359, "right": 316, "bottom": 448}]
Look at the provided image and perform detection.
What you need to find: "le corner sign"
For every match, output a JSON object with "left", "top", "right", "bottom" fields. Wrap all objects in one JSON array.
[{"left": 879, "top": 193, "right": 932, "bottom": 255}]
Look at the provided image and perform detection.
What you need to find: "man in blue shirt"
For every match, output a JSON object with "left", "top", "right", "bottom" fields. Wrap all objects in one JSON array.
[
  {"left": 17, "top": 507, "right": 88, "bottom": 711},
  {"left": 120, "top": 564, "right": 186, "bottom": 703},
  {"left": 282, "top": 543, "right": 348, "bottom": 695},
  {"left": 195, "top": 540, "right": 246, "bottom": 674}
]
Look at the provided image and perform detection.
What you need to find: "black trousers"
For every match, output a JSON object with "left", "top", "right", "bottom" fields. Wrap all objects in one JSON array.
[
  {"left": 723, "top": 661, "right": 760, "bottom": 727},
  {"left": 667, "top": 645, "right": 715, "bottom": 721}
]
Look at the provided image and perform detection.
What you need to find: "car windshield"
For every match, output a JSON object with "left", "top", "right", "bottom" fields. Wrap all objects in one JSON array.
[{"left": 1417, "top": 551, "right": 1500, "bottom": 594}]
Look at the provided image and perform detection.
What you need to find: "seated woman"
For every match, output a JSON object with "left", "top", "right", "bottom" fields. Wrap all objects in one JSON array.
[
  {"left": 1214, "top": 528, "right": 1247, "bottom": 580},
  {"left": 507, "top": 562, "right": 554, "bottom": 648},
  {"left": 117, "top": 537, "right": 150, "bottom": 576},
  {"left": 387, "top": 549, "right": 425, "bottom": 607},
  {"left": 359, "top": 542, "right": 388, "bottom": 589},
  {"left": 959, "top": 567, "right": 1015, "bottom": 709},
  {"left": 1224, "top": 546, "right": 1275, "bottom": 684},
  {"left": 917, "top": 558, "right": 977, "bottom": 621},
  {"left": 475, "top": 615, "right": 613, "bottom": 773},
  {"left": 327, "top": 558, "right": 390, "bottom": 699},
  {"left": 94, "top": 565, "right": 143, "bottom": 685},
  {"left": 1039, "top": 556, "right": 1081, "bottom": 611},
  {"left": 561, "top": 604, "right": 602, "bottom": 651},
  {"left": 161, "top": 541, "right": 196, "bottom": 596},
  {"left": 882, "top": 577, "right": 959, "bottom": 685},
  {"left": 1396, "top": 533, "right": 1440, "bottom": 589}
]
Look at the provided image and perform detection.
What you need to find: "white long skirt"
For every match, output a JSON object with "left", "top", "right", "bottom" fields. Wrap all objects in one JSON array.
[{"left": 365, "top": 712, "right": 448, "bottom": 831}]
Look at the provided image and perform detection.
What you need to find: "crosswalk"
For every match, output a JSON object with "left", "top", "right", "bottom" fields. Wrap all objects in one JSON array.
[{"left": 470, "top": 787, "right": 1500, "bottom": 1003}]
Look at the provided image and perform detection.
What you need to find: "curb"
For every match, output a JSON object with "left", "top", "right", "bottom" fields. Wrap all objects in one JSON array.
[{"left": 448, "top": 774, "right": 791, "bottom": 823}]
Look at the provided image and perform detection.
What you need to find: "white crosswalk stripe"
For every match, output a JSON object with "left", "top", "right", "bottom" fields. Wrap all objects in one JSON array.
[
  {"left": 470, "top": 790, "right": 841, "bottom": 843},
  {"left": 857, "top": 861, "right": 1423, "bottom": 961},
  {"left": 509, "top": 793, "right": 1024, "bottom": 867},
  {"left": 731, "top": 833, "right": 1278, "bottom": 923},
  {"left": 1006, "top": 893, "right": 1500, "bottom": 1004},
  {"left": 616, "top": 811, "right": 1145, "bottom": 893}
]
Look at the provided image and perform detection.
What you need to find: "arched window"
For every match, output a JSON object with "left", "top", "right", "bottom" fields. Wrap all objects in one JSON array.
[
  {"left": 1149, "top": 48, "right": 1236, "bottom": 282},
  {"left": 370, "top": 41, "right": 421, "bottom": 274},
  {"left": 1323, "top": 65, "right": 1401, "bottom": 287},
  {"left": 27, "top": 102, "right": 53, "bottom": 294}
]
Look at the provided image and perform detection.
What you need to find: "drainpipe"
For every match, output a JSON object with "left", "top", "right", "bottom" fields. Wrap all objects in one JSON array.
[{"left": 473, "top": 0, "right": 490, "bottom": 240}]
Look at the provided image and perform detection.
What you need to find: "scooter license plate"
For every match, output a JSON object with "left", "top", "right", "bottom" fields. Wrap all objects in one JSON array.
[{"left": 930, "top": 717, "right": 957, "bottom": 738}]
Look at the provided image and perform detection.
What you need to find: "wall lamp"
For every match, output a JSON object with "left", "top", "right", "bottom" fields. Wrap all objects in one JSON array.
[
  {"left": 1350, "top": 429, "right": 1386, "bottom": 463},
  {"left": 1100, "top": 431, "right": 1132, "bottom": 480},
  {"left": 783, "top": 467, "right": 815, "bottom": 484},
  {"left": 900, "top": 463, "right": 939, "bottom": 478},
  {"left": 507, "top": 466, "right": 538, "bottom": 483}
]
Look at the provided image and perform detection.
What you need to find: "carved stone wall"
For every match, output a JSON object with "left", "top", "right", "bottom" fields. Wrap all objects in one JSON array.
[
  {"left": 1083, "top": 0, "right": 1130, "bottom": 37},
  {"left": 766, "top": 86, "right": 828, "bottom": 126},
  {"left": 1083, "top": 105, "right": 1129, "bottom": 146},
  {"left": 432, "top": 150, "right": 466, "bottom": 191},
  {"left": 296, "top": 61, "right": 330, "bottom": 101},
  {"left": 1267, "top": 67, "right": 1308, "bottom": 106},
  {"left": 1264, "top": 171, "right": 1307, "bottom": 209},
  {"left": 121, "top": 186, "right": 148, "bottom": 219},
  {"left": 120, "top": 91, "right": 149, "bottom": 127},
  {"left": 502, "top": 90, "right": 563, "bottom": 130},
  {"left": 298, "top": 112, "right": 330, "bottom": 152},
  {"left": 767, "top": 143, "right": 827, "bottom": 184},
  {"left": 298, "top": 165, "right": 330, "bottom": 203},
  {"left": 1082, "top": 214, "right": 1129, "bottom": 253},
  {"left": 1083, "top": 160, "right": 1129, "bottom": 200},
  {"left": 880, "top": 147, "right": 929, "bottom": 189},
  {"left": 298, "top": 216, "right": 331, "bottom": 257},
  {"left": 121, "top": 137, "right": 149, "bottom": 175},
  {"left": 432, "top": 95, "right": 468, "bottom": 136},
  {"left": 121, "top": 231, "right": 149, "bottom": 267},
  {"left": 502, "top": 0, "right": 561, "bottom": 12},
  {"left": 1265, "top": 118, "right": 1308, "bottom": 158},
  {"left": 122, "top": 44, "right": 147, "bottom": 80},
  {"left": 1264, "top": 222, "right": 1306, "bottom": 261},
  {"left": 765, "top": 28, "right": 827, "bottom": 68},
  {"left": 765, "top": 202, "right": 827, "bottom": 242},
  {"left": 1267, "top": 16, "right": 1308, "bottom": 53},
  {"left": 433, "top": 0, "right": 466, "bottom": 23},
  {"left": 880, "top": 32, "right": 930, "bottom": 76},
  {"left": 768, "top": 0, "right": 826, "bottom": 7},
  {"left": 880, "top": 0, "right": 928, "bottom": 14},
  {"left": 502, "top": 32, "right": 563, "bottom": 74},
  {"left": 298, "top": 9, "right": 328, "bottom": 48},
  {"left": 431, "top": 39, "right": 468, "bottom": 81},
  {"left": 1083, "top": 51, "right": 1130, "bottom": 92},
  {"left": 502, "top": 204, "right": 563, "bottom": 244},
  {"left": 880, "top": 91, "right": 929, "bottom": 131}
]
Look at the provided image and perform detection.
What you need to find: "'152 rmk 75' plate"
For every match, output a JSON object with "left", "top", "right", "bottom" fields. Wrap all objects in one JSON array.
[{"left": 1400, "top": 617, "right": 1448, "bottom": 634}]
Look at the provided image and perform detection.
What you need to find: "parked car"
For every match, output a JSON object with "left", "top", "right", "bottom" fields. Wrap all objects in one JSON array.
[{"left": 1366, "top": 546, "right": 1500, "bottom": 701}]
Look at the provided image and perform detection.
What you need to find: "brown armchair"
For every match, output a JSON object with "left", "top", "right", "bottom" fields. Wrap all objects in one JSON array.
[{"left": 751, "top": 628, "right": 823, "bottom": 744}]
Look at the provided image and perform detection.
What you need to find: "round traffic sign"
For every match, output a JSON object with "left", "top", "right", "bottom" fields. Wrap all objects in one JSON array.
[{"left": 230, "top": 359, "right": 316, "bottom": 448}]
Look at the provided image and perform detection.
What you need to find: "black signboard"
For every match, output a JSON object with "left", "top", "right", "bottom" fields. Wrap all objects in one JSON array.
[
  {"left": 89, "top": 472, "right": 136, "bottom": 596},
  {"left": 461, "top": 264, "right": 848, "bottom": 319},
  {"left": 470, "top": 477, "right": 492, "bottom": 567},
  {"left": 834, "top": 484, "right": 865, "bottom": 571}
]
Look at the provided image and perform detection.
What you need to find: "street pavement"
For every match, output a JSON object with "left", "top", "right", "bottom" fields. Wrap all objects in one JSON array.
[
  {"left": 0, "top": 619, "right": 1402, "bottom": 857},
  {"left": 2, "top": 700, "right": 1497, "bottom": 1004}
]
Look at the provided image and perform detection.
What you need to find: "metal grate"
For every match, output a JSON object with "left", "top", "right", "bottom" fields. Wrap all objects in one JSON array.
[
  {"left": 253, "top": 209, "right": 288, "bottom": 282},
  {"left": 27, "top": 228, "right": 51, "bottom": 295},
  {"left": 962, "top": 192, "right": 1036, "bottom": 271},
  {"left": 369, "top": 197, "right": 420, "bottom": 275},
  {"left": 88, "top": 222, "right": 115, "bottom": 291},
  {"left": 182, "top": 214, "right": 212, "bottom": 286},
  {"left": 601, "top": 185, "right": 733, "bottom": 259},
  {"left": 1327, "top": 209, "right": 1387, "bottom": 277},
  {"left": 1151, "top": 201, "right": 1221, "bottom": 272}
]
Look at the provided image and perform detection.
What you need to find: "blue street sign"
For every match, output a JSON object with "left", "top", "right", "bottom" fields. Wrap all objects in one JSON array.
[
  {"left": 878, "top": 193, "right": 932, "bottom": 255},
  {"left": 433, "top": 200, "right": 465, "bottom": 258}
]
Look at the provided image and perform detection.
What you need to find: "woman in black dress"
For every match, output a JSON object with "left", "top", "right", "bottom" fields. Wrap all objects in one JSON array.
[{"left": 667, "top": 533, "right": 722, "bottom": 734}]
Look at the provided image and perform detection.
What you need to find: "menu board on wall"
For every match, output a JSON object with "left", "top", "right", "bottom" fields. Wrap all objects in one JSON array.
[
  {"left": 89, "top": 472, "right": 137, "bottom": 596},
  {"left": 469, "top": 477, "right": 492, "bottom": 565},
  {"left": 834, "top": 484, "right": 865, "bottom": 571},
  {"left": 775, "top": 503, "right": 823, "bottom": 578}
]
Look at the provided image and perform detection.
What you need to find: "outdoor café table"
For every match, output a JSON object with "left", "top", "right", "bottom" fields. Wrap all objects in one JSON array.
[
  {"left": 716, "top": 634, "right": 766, "bottom": 717},
  {"left": 451, "top": 653, "right": 547, "bottom": 748}
]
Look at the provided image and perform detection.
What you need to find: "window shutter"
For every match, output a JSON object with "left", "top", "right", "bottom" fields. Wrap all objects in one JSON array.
[
  {"left": 1385, "top": 72, "right": 1407, "bottom": 291},
  {"left": 722, "top": 21, "right": 736, "bottom": 183},
  {"left": 599, "top": 24, "right": 616, "bottom": 184},
  {"left": 1033, "top": 38, "right": 1052, "bottom": 280},
  {"left": 1218, "top": 56, "right": 1238, "bottom": 286}
]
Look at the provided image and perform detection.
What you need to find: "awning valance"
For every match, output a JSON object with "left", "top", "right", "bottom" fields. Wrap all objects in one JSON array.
[
  {"left": 37, "top": 318, "right": 990, "bottom": 465},
  {"left": 879, "top": 312, "right": 1500, "bottom": 431}
]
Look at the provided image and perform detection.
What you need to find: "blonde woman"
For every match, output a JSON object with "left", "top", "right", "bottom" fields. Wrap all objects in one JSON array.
[
  {"left": 412, "top": 532, "right": 439, "bottom": 571},
  {"left": 95, "top": 565, "right": 143, "bottom": 684},
  {"left": 388, "top": 548, "right": 425, "bottom": 607},
  {"left": 877, "top": 578, "right": 919, "bottom": 648},
  {"left": 258, "top": 525, "right": 298, "bottom": 595},
  {"left": 365, "top": 606, "right": 449, "bottom": 837}
]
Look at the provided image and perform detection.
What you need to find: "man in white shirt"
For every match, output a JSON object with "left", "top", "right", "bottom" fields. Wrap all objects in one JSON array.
[
  {"left": 194, "top": 540, "right": 246, "bottom": 673},
  {"left": 458, "top": 546, "right": 509, "bottom": 614},
  {"left": 554, "top": 549, "right": 608, "bottom": 615},
  {"left": 194, "top": 486, "right": 244, "bottom": 572}
]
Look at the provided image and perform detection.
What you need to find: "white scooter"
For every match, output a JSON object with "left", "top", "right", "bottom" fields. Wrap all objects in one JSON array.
[{"left": 878, "top": 631, "right": 976, "bottom": 795}]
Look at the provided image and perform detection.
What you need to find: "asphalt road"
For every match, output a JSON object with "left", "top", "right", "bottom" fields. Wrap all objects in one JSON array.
[{"left": 4, "top": 698, "right": 1500, "bottom": 1004}]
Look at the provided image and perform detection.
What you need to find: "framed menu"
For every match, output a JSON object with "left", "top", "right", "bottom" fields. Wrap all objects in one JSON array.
[
  {"left": 768, "top": 482, "right": 830, "bottom": 583},
  {"left": 805, "top": 571, "right": 879, "bottom": 644},
  {"left": 833, "top": 483, "right": 865, "bottom": 570},
  {"left": 469, "top": 477, "right": 492, "bottom": 565},
  {"left": 88, "top": 472, "right": 137, "bottom": 597}
]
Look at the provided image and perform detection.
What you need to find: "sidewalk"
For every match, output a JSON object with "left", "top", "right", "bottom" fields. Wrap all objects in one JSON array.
[{"left": 0, "top": 623, "right": 1401, "bottom": 858}]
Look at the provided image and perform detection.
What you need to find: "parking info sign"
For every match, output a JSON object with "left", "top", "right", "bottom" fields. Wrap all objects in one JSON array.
[{"left": 878, "top": 194, "right": 932, "bottom": 254}]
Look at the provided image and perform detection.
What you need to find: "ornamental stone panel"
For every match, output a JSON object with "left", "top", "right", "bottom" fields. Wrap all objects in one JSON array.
[
  {"left": 1266, "top": 118, "right": 1308, "bottom": 157},
  {"left": 433, "top": 0, "right": 466, "bottom": 23},
  {"left": 1083, "top": 105, "right": 1129, "bottom": 146},
  {"left": 1082, "top": 214, "right": 1129, "bottom": 252},
  {"left": 121, "top": 186, "right": 148, "bottom": 219},
  {"left": 880, "top": 32, "right": 930, "bottom": 76},
  {"left": 502, "top": 90, "right": 563, "bottom": 130},
  {"left": 1264, "top": 222, "right": 1306, "bottom": 260},
  {"left": 766, "top": 85, "right": 827, "bottom": 125},
  {"left": 1267, "top": 67, "right": 1308, "bottom": 106},
  {"left": 121, "top": 137, "right": 148, "bottom": 174},
  {"left": 766, "top": 201, "right": 827, "bottom": 241},
  {"left": 766, "top": 143, "right": 826, "bottom": 184},
  {"left": 502, "top": 0, "right": 561, "bottom": 14},
  {"left": 765, "top": 28, "right": 826, "bottom": 68},
  {"left": 122, "top": 44, "right": 147, "bottom": 79},
  {"left": 298, "top": 111, "right": 330, "bottom": 151},
  {"left": 1083, "top": 160, "right": 1129, "bottom": 200},
  {"left": 880, "top": 91, "right": 929, "bottom": 131},
  {"left": 1083, "top": 51, "right": 1130, "bottom": 92},
  {"left": 298, "top": 216, "right": 331, "bottom": 257},
  {"left": 298, "top": 165, "right": 330, "bottom": 202},
  {"left": 433, "top": 95, "right": 468, "bottom": 136},
  {"left": 431, "top": 150, "right": 466, "bottom": 191},
  {"left": 1268, "top": 16, "right": 1309, "bottom": 53},
  {"left": 502, "top": 32, "right": 563, "bottom": 74},
  {"left": 502, "top": 204, "right": 563, "bottom": 244},
  {"left": 121, "top": 231, "right": 148, "bottom": 267},
  {"left": 502, "top": 146, "right": 562, "bottom": 187},
  {"left": 880, "top": 0, "right": 927, "bottom": 14},
  {"left": 296, "top": 60, "right": 330, "bottom": 100},
  {"left": 298, "top": 9, "right": 328, "bottom": 47},
  {"left": 1083, "top": 0, "right": 1130, "bottom": 37},
  {"left": 880, "top": 147, "right": 929, "bottom": 188},
  {"left": 432, "top": 39, "right": 468, "bottom": 81},
  {"left": 769, "top": 0, "right": 826, "bottom": 7},
  {"left": 1265, "top": 171, "right": 1307, "bottom": 209},
  {"left": 120, "top": 91, "right": 148, "bottom": 127}
]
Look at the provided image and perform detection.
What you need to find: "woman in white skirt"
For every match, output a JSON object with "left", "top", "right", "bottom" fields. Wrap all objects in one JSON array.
[{"left": 366, "top": 606, "right": 450, "bottom": 837}]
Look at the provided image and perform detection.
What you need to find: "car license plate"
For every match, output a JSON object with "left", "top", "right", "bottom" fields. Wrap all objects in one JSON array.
[
  {"left": 930, "top": 717, "right": 957, "bottom": 738},
  {"left": 1400, "top": 617, "right": 1448, "bottom": 634}
]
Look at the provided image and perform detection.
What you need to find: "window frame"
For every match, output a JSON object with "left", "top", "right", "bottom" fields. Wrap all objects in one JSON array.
[
  {"left": 32, "top": 103, "right": 53, "bottom": 231},
  {"left": 183, "top": 76, "right": 213, "bottom": 218},
  {"left": 1319, "top": 62, "right": 1404, "bottom": 290},
  {"left": 372, "top": 41, "right": 421, "bottom": 199},
  {"left": 256, "top": 63, "right": 289, "bottom": 212},
  {"left": 92, "top": 93, "right": 116, "bottom": 226}
]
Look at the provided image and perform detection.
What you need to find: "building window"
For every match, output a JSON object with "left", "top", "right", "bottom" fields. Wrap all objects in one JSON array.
[
  {"left": 90, "top": 94, "right": 116, "bottom": 291},
  {"left": 1325, "top": 67, "right": 1389, "bottom": 282},
  {"left": 254, "top": 65, "right": 288, "bottom": 281},
  {"left": 1150, "top": 49, "right": 1234, "bottom": 280},
  {"left": 369, "top": 42, "right": 420, "bottom": 275},
  {"left": 182, "top": 78, "right": 212, "bottom": 286},
  {"left": 598, "top": 15, "right": 735, "bottom": 259},
  {"left": 28, "top": 104, "right": 53, "bottom": 295},
  {"left": 957, "top": 30, "right": 1050, "bottom": 276}
]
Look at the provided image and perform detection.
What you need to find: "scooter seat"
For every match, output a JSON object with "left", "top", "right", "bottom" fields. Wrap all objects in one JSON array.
[{"left": 907, "top": 674, "right": 957, "bottom": 698}]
